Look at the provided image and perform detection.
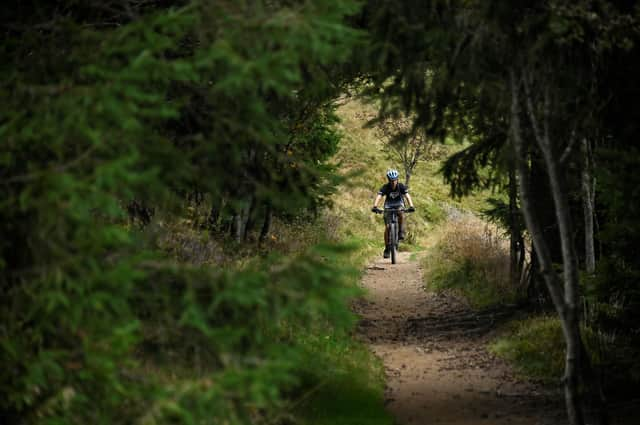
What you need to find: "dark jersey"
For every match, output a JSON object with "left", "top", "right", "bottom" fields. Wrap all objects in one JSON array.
[{"left": 378, "top": 182, "right": 409, "bottom": 208}]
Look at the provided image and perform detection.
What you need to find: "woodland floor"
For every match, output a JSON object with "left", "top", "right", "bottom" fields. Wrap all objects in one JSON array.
[{"left": 353, "top": 251, "right": 566, "bottom": 425}]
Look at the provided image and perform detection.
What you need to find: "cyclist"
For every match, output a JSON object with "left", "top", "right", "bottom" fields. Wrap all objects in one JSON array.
[{"left": 371, "top": 169, "right": 415, "bottom": 258}]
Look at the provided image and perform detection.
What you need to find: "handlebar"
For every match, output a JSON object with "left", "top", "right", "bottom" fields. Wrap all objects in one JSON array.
[{"left": 372, "top": 207, "right": 415, "bottom": 214}]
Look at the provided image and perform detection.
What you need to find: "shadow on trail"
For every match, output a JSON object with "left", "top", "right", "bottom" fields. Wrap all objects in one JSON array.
[
  {"left": 404, "top": 303, "right": 523, "bottom": 342},
  {"left": 354, "top": 251, "right": 565, "bottom": 425},
  {"left": 356, "top": 295, "right": 525, "bottom": 346}
]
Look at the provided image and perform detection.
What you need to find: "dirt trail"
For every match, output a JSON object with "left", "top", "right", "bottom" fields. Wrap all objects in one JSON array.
[{"left": 353, "top": 251, "right": 563, "bottom": 425}]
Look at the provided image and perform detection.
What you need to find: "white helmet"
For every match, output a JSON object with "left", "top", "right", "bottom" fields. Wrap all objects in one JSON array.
[{"left": 386, "top": 169, "right": 399, "bottom": 181}]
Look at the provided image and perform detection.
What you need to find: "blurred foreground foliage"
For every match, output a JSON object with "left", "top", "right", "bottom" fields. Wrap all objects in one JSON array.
[{"left": 0, "top": 1, "right": 382, "bottom": 424}]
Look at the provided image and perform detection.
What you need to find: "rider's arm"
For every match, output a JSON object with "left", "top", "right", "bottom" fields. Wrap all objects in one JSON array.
[
  {"left": 373, "top": 193, "right": 383, "bottom": 208},
  {"left": 404, "top": 193, "right": 415, "bottom": 208}
]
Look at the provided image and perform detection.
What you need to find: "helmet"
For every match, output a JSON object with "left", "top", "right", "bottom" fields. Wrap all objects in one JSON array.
[{"left": 386, "top": 169, "right": 399, "bottom": 181}]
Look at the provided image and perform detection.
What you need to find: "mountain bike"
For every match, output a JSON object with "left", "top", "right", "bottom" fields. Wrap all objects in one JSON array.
[{"left": 373, "top": 207, "right": 414, "bottom": 264}]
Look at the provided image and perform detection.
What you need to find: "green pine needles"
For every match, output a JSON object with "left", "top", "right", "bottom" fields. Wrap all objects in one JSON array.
[{"left": 1, "top": 1, "right": 374, "bottom": 424}]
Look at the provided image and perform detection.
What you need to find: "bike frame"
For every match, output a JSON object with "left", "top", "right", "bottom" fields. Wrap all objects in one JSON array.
[
  {"left": 385, "top": 207, "right": 403, "bottom": 265},
  {"left": 373, "top": 206, "right": 413, "bottom": 264}
]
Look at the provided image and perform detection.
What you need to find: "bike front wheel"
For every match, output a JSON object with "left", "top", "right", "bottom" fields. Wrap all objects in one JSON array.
[{"left": 390, "top": 223, "right": 398, "bottom": 264}]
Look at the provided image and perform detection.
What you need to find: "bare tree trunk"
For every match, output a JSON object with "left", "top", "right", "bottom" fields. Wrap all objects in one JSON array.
[
  {"left": 235, "top": 147, "right": 257, "bottom": 243},
  {"left": 517, "top": 228, "right": 526, "bottom": 288},
  {"left": 379, "top": 116, "right": 430, "bottom": 189},
  {"left": 508, "top": 163, "right": 520, "bottom": 288},
  {"left": 510, "top": 69, "right": 567, "bottom": 313},
  {"left": 526, "top": 245, "right": 540, "bottom": 300},
  {"left": 525, "top": 75, "right": 586, "bottom": 425},
  {"left": 510, "top": 69, "right": 585, "bottom": 425},
  {"left": 581, "top": 138, "right": 596, "bottom": 274},
  {"left": 580, "top": 139, "right": 608, "bottom": 424},
  {"left": 208, "top": 206, "right": 220, "bottom": 231},
  {"left": 259, "top": 204, "right": 272, "bottom": 245},
  {"left": 243, "top": 195, "right": 257, "bottom": 241},
  {"left": 209, "top": 197, "right": 225, "bottom": 232},
  {"left": 234, "top": 213, "right": 243, "bottom": 243}
]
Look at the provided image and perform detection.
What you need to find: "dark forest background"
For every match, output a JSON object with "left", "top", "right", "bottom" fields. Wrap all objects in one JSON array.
[{"left": 2, "top": 1, "right": 640, "bottom": 425}]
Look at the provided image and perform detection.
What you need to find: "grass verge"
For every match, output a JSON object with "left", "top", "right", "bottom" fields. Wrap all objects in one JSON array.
[
  {"left": 491, "top": 314, "right": 640, "bottom": 395},
  {"left": 284, "top": 95, "right": 497, "bottom": 425},
  {"left": 293, "top": 331, "right": 392, "bottom": 425},
  {"left": 421, "top": 211, "right": 517, "bottom": 308},
  {"left": 333, "top": 96, "right": 492, "bottom": 253},
  {"left": 490, "top": 316, "right": 566, "bottom": 382}
]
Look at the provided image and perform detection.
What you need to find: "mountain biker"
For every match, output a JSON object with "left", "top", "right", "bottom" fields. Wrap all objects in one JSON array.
[{"left": 371, "top": 169, "right": 415, "bottom": 258}]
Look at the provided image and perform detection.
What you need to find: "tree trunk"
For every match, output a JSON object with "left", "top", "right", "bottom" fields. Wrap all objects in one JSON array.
[
  {"left": 243, "top": 195, "right": 257, "bottom": 241},
  {"left": 517, "top": 225, "right": 526, "bottom": 286},
  {"left": 508, "top": 163, "right": 520, "bottom": 288},
  {"left": 526, "top": 245, "right": 540, "bottom": 301},
  {"left": 234, "top": 213, "right": 243, "bottom": 243},
  {"left": 581, "top": 138, "right": 596, "bottom": 274},
  {"left": 404, "top": 168, "right": 411, "bottom": 187},
  {"left": 208, "top": 205, "right": 220, "bottom": 232},
  {"left": 510, "top": 69, "right": 585, "bottom": 425},
  {"left": 526, "top": 77, "right": 586, "bottom": 425},
  {"left": 259, "top": 204, "right": 273, "bottom": 245},
  {"left": 531, "top": 151, "right": 563, "bottom": 263},
  {"left": 580, "top": 139, "right": 608, "bottom": 424}
]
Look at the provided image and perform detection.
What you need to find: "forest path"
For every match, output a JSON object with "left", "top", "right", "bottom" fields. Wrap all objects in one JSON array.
[{"left": 353, "top": 251, "right": 563, "bottom": 425}]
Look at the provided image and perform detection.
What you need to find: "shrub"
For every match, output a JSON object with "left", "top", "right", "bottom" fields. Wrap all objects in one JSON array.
[
  {"left": 421, "top": 200, "right": 447, "bottom": 224},
  {"left": 0, "top": 1, "right": 369, "bottom": 424},
  {"left": 422, "top": 212, "right": 514, "bottom": 307},
  {"left": 490, "top": 316, "right": 625, "bottom": 386},
  {"left": 490, "top": 316, "right": 566, "bottom": 382}
]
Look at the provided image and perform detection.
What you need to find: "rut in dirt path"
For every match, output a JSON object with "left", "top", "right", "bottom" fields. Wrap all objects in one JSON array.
[{"left": 353, "top": 251, "right": 563, "bottom": 425}]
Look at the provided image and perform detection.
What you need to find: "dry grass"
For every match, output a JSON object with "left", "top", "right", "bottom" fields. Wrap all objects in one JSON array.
[
  {"left": 423, "top": 210, "right": 515, "bottom": 308},
  {"left": 331, "top": 96, "right": 494, "bottom": 262},
  {"left": 151, "top": 95, "right": 497, "bottom": 271},
  {"left": 438, "top": 209, "right": 510, "bottom": 280}
]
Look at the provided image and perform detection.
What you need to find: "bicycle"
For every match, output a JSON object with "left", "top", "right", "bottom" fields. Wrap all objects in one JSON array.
[{"left": 373, "top": 206, "right": 414, "bottom": 264}]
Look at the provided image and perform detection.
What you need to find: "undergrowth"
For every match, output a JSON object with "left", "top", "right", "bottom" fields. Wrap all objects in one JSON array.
[
  {"left": 145, "top": 187, "right": 392, "bottom": 425},
  {"left": 490, "top": 316, "right": 567, "bottom": 382},
  {"left": 293, "top": 331, "right": 391, "bottom": 425},
  {"left": 421, "top": 212, "right": 516, "bottom": 308},
  {"left": 332, "top": 96, "right": 640, "bottom": 417},
  {"left": 333, "top": 97, "right": 491, "bottom": 254},
  {"left": 489, "top": 316, "right": 615, "bottom": 385},
  {"left": 491, "top": 315, "right": 640, "bottom": 398}
]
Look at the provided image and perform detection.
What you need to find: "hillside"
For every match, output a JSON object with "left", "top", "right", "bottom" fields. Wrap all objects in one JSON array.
[{"left": 331, "top": 96, "right": 493, "bottom": 256}]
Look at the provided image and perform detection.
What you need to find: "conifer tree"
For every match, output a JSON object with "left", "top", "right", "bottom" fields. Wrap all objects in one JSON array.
[
  {"left": 1, "top": 1, "right": 365, "bottom": 423},
  {"left": 359, "top": 1, "right": 640, "bottom": 423}
]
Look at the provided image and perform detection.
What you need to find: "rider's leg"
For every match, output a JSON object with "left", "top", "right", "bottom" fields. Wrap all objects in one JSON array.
[
  {"left": 398, "top": 211, "right": 405, "bottom": 239},
  {"left": 384, "top": 223, "right": 390, "bottom": 246},
  {"left": 383, "top": 223, "right": 391, "bottom": 258}
]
